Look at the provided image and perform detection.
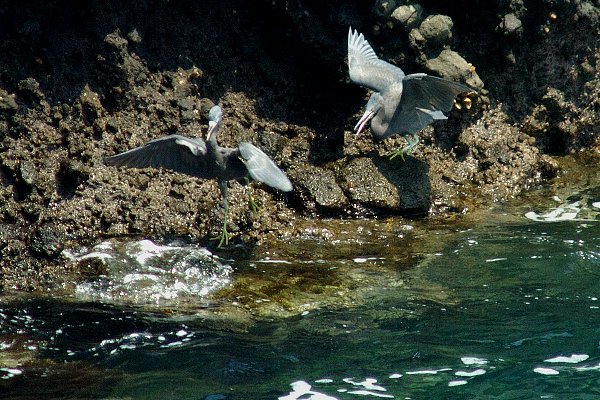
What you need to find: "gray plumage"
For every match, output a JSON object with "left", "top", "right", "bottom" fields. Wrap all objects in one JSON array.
[
  {"left": 348, "top": 28, "right": 472, "bottom": 156},
  {"left": 105, "top": 105, "right": 292, "bottom": 246}
]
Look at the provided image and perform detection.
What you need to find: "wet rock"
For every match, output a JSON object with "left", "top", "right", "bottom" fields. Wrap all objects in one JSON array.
[
  {"left": 522, "top": 87, "right": 579, "bottom": 153},
  {"left": 451, "top": 107, "right": 549, "bottom": 202},
  {"left": 575, "top": 2, "right": 600, "bottom": 23},
  {"left": 29, "top": 223, "right": 65, "bottom": 259},
  {"left": 390, "top": 4, "right": 424, "bottom": 30},
  {"left": 409, "top": 14, "right": 454, "bottom": 54},
  {"left": 0, "top": 0, "right": 597, "bottom": 292},
  {"left": 100, "top": 30, "right": 147, "bottom": 88},
  {"left": 289, "top": 165, "right": 348, "bottom": 212},
  {"left": 425, "top": 49, "right": 484, "bottom": 90},
  {"left": 103, "top": 29, "right": 128, "bottom": 52},
  {"left": 541, "top": 87, "right": 571, "bottom": 116},
  {"left": 338, "top": 156, "right": 430, "bottom": 213}
]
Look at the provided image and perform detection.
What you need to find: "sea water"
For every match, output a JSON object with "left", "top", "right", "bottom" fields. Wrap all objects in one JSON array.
[{"left": 1, "top": 189, "right": 599, "bottom": 399}]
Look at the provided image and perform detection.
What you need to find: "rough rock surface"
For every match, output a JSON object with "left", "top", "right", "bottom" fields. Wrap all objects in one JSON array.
[{"left": 1, "top": 0, "right": 599, "bottom": 290}]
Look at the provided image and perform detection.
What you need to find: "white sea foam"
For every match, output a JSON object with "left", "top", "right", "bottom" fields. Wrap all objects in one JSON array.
[
  {"left": 575, "top": 362, "right": 600, "bottom": 371},
  {"left": 461, "top": 357, "right": 489, "bottom": 366},
  {"left": 0, "top": 368, "right": 22, "bottom": 375},
  {"left": 455, "top": 369, "right": 486, "bottom": 377},
  {"left": 72, "top": 239, "right": 232, "bottom": 305},
  {"left": 524, "top": 199, "right": 581, "bottom": 222},
  {"left": 347, "top": 390, "right": 394, "bottom": 398},
  {"left": 544, "top": 354, "right": 589, "bottom": 364},
  {"left": 448, "top": 380, "right": 468, "bottom": 386},
  {"left": 342, "top": 378, "right": 386, "bottom": 391},
  {"left": 406, "top": 368, "right": 452, "bottom": 375},
  {"left": 279, "top": 380, "right": 338, "bottom": 400},
  {"left": 256, "top": 258, "right": 292, "bottom": 264},
  {"left": 62, "top": 241, "right": 114, "bottom": 262},
  {"left": 533, "top": 367, "right": 559, "bottom": 375}
]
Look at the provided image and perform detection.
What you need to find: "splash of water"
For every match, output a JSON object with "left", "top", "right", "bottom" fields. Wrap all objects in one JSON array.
[{"left": 64, "top": 239, "right": 232, "bottom": 306}]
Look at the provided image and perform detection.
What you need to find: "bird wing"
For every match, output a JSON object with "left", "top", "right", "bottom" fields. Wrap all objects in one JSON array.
[
  {"left": 347, "top": 28, "right": 404, "bottom": 92},
  {"left": 403, "top": 74, "right": 471, "bottom": 112},
  {"left": 238, "top": 142, "right": 292, "bottom": 192},
  {"left": 104, "top": 135, "right": 210, "bottom": 177},
  {"left": 381, "top": 74, "right": 471, "bottom": 138}
]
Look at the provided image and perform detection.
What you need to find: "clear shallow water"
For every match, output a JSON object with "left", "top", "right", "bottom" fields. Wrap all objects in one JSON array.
[{"left": 1, "top": 196, "right": 600, "bottom": 398}]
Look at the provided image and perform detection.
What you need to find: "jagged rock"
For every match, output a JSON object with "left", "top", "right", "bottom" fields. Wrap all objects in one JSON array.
[
  {"left": 29, "top": 223, "right": 65, "bottom": 259},
  {"left": 425, "top": 49, "right": 484, "bottom": 90},
  {"left": 289, "top": 165, "right": 348, "bottom": 211},
  {"left": 497, "top": 13, "right": 523, "bottom": 37},
  {"left": 419, "top": 14, "right": 453, "bottom": 48},
  {"left": 0, "top": 0, "right": 596, "bottom": 291},
  {"left": 0, "top": 89, "right": 18, "bottom": 115},
  {"left": 390, "top": 4, "right": 424, "bottom": 30},
  {"left": 338, "top": 156, "right": 430, "bottom": 213},
  {"left": 373, "top": 0, "right": 402, "bottom": 17}
]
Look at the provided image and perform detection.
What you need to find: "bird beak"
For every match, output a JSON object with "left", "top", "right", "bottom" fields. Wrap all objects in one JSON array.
[
  {"left": 207, "top": 122, "right": 216, "bottom": 141},
  {"left": 354, "top": 109, "right": 375, "bottom": 134}
]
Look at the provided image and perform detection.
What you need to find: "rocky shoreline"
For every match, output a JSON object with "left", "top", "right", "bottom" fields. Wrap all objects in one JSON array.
[{"left": 1, "top": 0, "right": 599, "bottom": 290}]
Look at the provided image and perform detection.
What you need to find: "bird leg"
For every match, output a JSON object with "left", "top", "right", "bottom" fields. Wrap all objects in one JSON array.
[
  {"left": 389, "top": 134, "right": 420, "bottom": 161},
  {"left": 243, "top": 178, "right": 260, "bottom": 215},
  {"left": 211, "top": 181, "right": 230, "bottom": 247}
]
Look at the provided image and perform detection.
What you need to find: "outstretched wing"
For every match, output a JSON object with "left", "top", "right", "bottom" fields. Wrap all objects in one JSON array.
[
  {"left": 347, "top": 27, "right": 404, "bottom": 93},
  {"left": 238, "top": 142, "right": 292, "bottom": 192},
  {"left": 404, "top": 74, "right": 471, "bottom": 113},
  {"left": 104, "top": 135, "right": 212, "bottom": 178},
  {"left": 383, "top": 74, "right": 471, "bottom": 138}
]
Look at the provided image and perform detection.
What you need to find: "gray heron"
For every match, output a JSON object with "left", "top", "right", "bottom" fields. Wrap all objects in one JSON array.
[
  {"left": 105, "top": 105, "right": 292, "bottom": 247},
  {"left": 348, "top": 27, "right": 473, "bottom": 159}
]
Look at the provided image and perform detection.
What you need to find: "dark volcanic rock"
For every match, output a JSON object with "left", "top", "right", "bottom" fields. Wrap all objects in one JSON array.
[
  {"left": 29, "top": 223, "right": 65, "bottom": 259},
  {"left": 0, "top": 0, "right": 598, "bottom": 290},
  {"left": 289, "top": 164, "right": 348, "bottom": 213},
  {"left": 337, "top": 156, "right": 430, "bottom": 214}
]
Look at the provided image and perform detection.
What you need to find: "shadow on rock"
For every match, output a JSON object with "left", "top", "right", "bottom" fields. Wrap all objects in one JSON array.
[{"left": 337, "top": 154, "right": 431, "bottom": 216}]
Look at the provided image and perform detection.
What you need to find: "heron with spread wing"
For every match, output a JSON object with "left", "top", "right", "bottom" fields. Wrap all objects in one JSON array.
[
  {"left": 348, "top": 28, "right": 473, "bottom": 159},
  {"left": 105, "top": 105, "right": 292, "bottom": 247}
]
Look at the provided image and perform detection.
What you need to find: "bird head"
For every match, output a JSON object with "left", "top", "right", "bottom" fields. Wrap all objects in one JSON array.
[
  {"left": 207, "top": 105, "right": 223, "bottom": 142},
  {"left": 354, "top": 92, "right": 383, "bottom": 134}
]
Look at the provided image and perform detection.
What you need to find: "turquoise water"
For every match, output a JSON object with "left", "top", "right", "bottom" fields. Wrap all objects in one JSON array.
[{"left": 1, "top": 199, "right": 600, "bottom": 398}]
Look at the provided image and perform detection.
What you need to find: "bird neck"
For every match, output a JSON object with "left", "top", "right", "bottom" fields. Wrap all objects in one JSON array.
[
  {"left": 207, "top": 135, "right": 218, "bottom": 151},
  {"left": 371, "top": 113, "right": 388, "bottom": 135}
]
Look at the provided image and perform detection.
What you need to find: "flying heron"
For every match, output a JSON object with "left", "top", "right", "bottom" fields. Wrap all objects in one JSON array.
[
  {"left": 347, "top": 27, "right": 473, "bottom": 160},
  {"left": 104, "top": 105, "right": 293, "bottom": 247}
]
